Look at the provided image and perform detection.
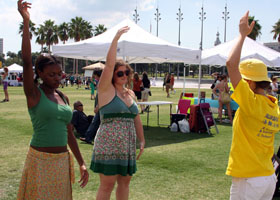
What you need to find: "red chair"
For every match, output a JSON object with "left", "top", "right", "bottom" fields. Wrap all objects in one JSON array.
[
  {"left": 170, "top": 99, "right": 191, "bottom": 127},
  {"left": 184, "top": 93, "right": 194, "bottom": 98},
  {"left": 178, "top": 99, "right": 191, "bottom": 115},
  {"left": 180, "top": 92, "right": 194, "bottom": 99}
]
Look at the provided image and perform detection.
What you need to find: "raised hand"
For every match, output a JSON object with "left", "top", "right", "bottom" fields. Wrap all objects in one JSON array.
[
  {"left": 114, "top": 26, "right": 130, "bottom": 40},
  {"left": 17, "top": 0, "right": 31, "bottom": 21},
  {"left": 239, "top": 11, "right": 255, "bottom": 37}
]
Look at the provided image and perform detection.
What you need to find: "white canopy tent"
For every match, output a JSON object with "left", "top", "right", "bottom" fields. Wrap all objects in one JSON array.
[
  {"left": 0, "top": 63, "right": 23, "bottom": 86},
  {"left": 82, "top": 62, "right": 105, "bottom": 77},
  {"left": 0, "top": 63, "right": 23, "bottom": 73},
  {"left": 52, "top": 19, "right": 200, "bottom": 64},
  {"left": 201, "top": 37, "right": 280, "bottom": 67}
]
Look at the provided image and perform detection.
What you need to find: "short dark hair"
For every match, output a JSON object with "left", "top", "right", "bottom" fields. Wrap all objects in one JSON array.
[
  {"left": 93, "top": 69, "right": 103, "bottom": 77},
  {"left": 73, "top": 101, "right": 83, "bottom": 110},
  {"left": 255, "top": 81, "right": 271, "bottom": 90}
]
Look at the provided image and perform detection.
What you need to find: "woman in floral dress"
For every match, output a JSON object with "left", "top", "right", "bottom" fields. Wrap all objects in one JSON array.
[{"left": 90, "top": 26, "right": 145, "bottom": 200}]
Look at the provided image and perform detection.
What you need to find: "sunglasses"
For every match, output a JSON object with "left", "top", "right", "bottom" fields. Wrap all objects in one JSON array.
[
  {"left": 78, "top": 104, "right": 83, "bottom": 107},
  {"left": 116, "top": 70, "right": 130, "bottom": 78}
]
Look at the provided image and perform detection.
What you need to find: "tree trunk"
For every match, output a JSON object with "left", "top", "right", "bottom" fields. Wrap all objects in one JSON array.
[
  {"left": 76, "top": 59, "right": 78, "bottom": 75},
  {"left": 73, "top": 59, "right": 75, "bottom": 74}
]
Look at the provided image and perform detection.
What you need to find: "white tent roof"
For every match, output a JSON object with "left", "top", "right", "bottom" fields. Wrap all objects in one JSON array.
[
  {"left": 0, "top": 63, "right": 23, "bottom": 73},
  {"left": 201, "top": 37, "right": 280, "bottom": 67},
  {"left": 53, "top": 19, "right": 200, "bottom": 64}
]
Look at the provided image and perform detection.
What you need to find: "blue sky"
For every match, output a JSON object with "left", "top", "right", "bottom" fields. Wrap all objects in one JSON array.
[{"left": 0, "top": 0, "right": 279, "bottom": 55}]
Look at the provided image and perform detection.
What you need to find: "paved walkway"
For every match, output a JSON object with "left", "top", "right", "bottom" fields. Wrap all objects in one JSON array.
[{"left": 151, "top": 79, "right": 212, "bottom": 89}]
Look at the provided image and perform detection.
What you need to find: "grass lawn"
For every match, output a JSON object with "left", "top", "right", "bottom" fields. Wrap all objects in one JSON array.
[{"left": 1, "top": 86, "right": 280, "bottom": 200}]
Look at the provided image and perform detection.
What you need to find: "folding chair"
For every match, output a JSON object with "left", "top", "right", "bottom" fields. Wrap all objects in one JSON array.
[
  {"left": 170, "top": 99, "right": 191, "bottom": 128},
  {"left": 199, "top": 103, "right": 219, "bottom": 135}
]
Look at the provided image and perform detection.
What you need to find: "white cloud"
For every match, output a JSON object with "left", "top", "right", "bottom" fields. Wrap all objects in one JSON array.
[
  {"left": 89, "top": 11, "right": 130, "bottom": 28},
  {"left": 29, "top": 0, "right": 78, "bottom": 24},
  {"left": 138, "top": 0, "right": 156, "bottom": 11}
]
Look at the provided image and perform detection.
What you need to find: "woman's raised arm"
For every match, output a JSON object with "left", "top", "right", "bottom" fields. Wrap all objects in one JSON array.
[
  {"left": 98, "top": 26, "right": 129, "bottom": 92},
  {"left": 18, "top": 0, "right": 39, "bottom": 99}
]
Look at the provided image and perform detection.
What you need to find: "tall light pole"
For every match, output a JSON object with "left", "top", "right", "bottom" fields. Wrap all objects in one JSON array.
[
  {"left": 199, "top": 5, "right": 206, "bottom": 50},
  {"left": 133, "top": 7, "right": 140, "bottom": 24},
  {"left": 222, "top": 3, "right": 230, "bottom": 42},
  {"left": 154, "top": 7, "right": 161, "bottom": 37},
  {"left": 198, "top": 3, "right": 206, "bottom": 102},
  {"left": 176, "top": 5, "right": 183, "bottom": 46}
]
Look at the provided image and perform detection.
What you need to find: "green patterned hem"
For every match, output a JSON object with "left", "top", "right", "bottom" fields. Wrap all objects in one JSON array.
[
  {"left": 103, "top": 113, "right": 136, "bottom": 119},
  {"left": 90, "top": 161, "right": 137, "bottom": 176}
]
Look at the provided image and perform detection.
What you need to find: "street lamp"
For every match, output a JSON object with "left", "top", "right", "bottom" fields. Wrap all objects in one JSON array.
[
  {"left": 222, "top": 3, "right": 230, "bottom": 42},
  {"left": 176, "top": 5, "right": 183, "bottom": 46},
  {"left": 198, "top": 3, "right": 206, "bottom": 102},
  {"left": 199, "top": 5, "right": 206, "bottom": 50},
  {"left": 133, "top": 7, "right": 140, "bottom": 24},
  {"left": 154, "top": 7, "right": 161, "bottom": 37}
]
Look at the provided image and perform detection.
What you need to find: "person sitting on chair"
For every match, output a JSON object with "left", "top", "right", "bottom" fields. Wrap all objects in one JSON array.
[{"left": 71, "top": 101, "right": 91, "bottom": 138}]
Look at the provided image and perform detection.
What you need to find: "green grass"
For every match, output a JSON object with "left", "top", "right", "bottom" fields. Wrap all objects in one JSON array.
[{"left": 1, "top": 86, "right": 280, "bottom": 200}]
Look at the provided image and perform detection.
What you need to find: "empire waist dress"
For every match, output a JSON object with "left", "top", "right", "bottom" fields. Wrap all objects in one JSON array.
[{"left": 90, "top": 93, "right": 139, "bottom": 176}]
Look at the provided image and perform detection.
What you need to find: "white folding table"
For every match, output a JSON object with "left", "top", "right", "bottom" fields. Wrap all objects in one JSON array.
[{"left": 137, "top": 101, "right": 173, "bottom": 128}]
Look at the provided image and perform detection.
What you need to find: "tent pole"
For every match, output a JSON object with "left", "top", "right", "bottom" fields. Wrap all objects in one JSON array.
[
  {"left": 177, "top": 63, "right": 179, "bottom": 80},
  {"left": 155, "top": 64, "right": 158, "bottom": 80},
  {"left": 183, "top": 65, "right": 186, "bottom": 94},
  {"left": 198, "top": 49, "right": 202, "bottom": 104}
]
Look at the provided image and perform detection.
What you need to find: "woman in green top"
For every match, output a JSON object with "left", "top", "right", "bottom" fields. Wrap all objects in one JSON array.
[
  {"left": 17, "top": 1, "right": 88, "bottom": 199},
  {"left": 90, "top": 74, "right": 96, "bottom": 100}
]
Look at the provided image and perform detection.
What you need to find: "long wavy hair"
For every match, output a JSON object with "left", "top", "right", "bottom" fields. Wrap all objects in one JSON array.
[{"left": 112, "top": 59, "right": 133, "bottom": 88}]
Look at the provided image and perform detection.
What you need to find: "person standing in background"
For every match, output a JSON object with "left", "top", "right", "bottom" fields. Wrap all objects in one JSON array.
[
  {"left": 90, "top": 74, "right": 96, "bottom": 100},
  {"left": 141, "top": 72, "right": 151, "bottom": 113},
  {"left": 271, "top": 76, "right": 278, "bottom": 97},
  {"left": 133, "top": 72, "right": 142, "bottom": 101},
  {"left": 2, "top": 67, "right": 9, "bottom": 102},
  {"left": 170, "top": 73, "right": 175, "bottom": 94},
  {"left": 165, "top": 73, "right": 171, "bottom": 97},
  {"left": 81, "top": 69, "right": 103, "bottom": 144}
]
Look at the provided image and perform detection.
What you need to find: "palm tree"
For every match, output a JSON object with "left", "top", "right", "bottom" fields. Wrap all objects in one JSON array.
[
  {"left": 43, "top": 20, "right": 59, "bottom": 53},
  {"left": 58, "top": 22, "right": 69, "bottom": 44},
  {"left": 271, "top": 19, "right": 280, "bottom": 42},
  {"left": 69, "top": 17, "right": 85, "bottom": 42},
  {"left": 58, "top": 22, "right": 70, "bottom": 71},
  {"left": 19, "top": 20, "right": 36, "bottom": 39},
  {"left": 83, "top": 21, "right": 93, "bottom": 39},
  {"left": 248, "top": 16, "right": 262, "bottom": 40},
  {"left": 35, "top": 25, "right": 46, "bottom": 53},
  {"left": 69, "top": 17, "right": 93, "bottom": 73},
  {"left": 94, "top": 24, "right": 107, "bottom": 36}
]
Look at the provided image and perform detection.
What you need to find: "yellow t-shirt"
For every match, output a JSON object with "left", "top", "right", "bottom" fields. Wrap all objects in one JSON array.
[{"left": 226, "top": 79, "right": 280, "bottom": 177}]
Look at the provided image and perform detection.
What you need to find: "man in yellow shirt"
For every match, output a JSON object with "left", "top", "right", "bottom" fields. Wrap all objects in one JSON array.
[{"left": 226, "top": 11, "right": 280, "bottom": 200}]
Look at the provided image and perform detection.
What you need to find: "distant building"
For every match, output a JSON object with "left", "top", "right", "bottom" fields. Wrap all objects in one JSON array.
[
  {"left": 214, "top": 31, "right": 221, "bottom": 46},
  {"left": 0, "top": 38, "right": 3, "bottom": 55},
  {"left": 264, "top": 42, "right": 280, "bottom": 52}
]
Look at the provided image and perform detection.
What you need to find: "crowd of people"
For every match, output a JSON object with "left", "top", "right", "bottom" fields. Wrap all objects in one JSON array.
[{"left": 13, "top": 1, "right": 280, "bottom": 199}]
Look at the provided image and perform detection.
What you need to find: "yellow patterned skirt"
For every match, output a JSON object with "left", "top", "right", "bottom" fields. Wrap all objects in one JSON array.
[{"left": 17, "top": 147, "right": 75, "bottom": 200}]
